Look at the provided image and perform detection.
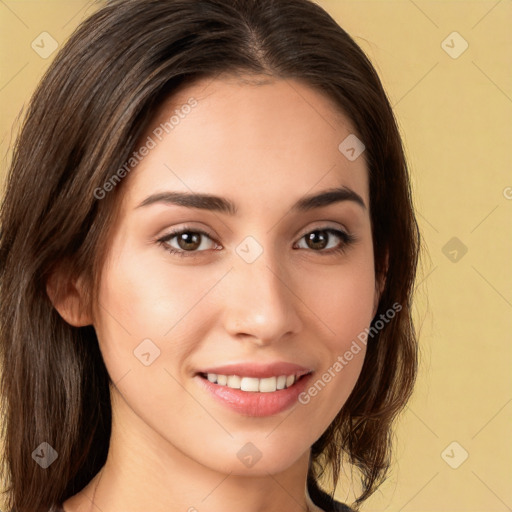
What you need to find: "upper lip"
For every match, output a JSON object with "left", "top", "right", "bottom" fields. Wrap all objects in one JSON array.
[{"left": 197, "top": 362, "right": 313, "bottom": 379}]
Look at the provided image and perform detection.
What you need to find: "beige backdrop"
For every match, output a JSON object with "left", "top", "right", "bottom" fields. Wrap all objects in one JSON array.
[{"left": 1, "top": 1, "right": 511, "bottom": 511}]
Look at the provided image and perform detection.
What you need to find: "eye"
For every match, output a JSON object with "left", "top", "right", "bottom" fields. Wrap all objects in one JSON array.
[
  {"left": 157, "top": 226, "right": 355, "bottom": 258},
  {"left": 295, "top": 228, "right": 355, "bottom": 254},
  {"left": 157, "top": 228, "right": 220, "bottom": 257}
]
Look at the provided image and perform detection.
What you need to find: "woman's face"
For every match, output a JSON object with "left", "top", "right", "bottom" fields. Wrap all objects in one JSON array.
[{"left": 92, "top": 74, "right": 378, "bottom": 475}]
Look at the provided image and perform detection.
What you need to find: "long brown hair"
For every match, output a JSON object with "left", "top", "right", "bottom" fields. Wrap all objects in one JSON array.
[{"left": 0, "top": 0, "right": 419, "bottom": 510}]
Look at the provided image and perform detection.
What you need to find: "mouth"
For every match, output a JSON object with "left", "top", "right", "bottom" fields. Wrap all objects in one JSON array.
[
  {"left": 194, "top": 363, "right": 314, "bottom": 417},
  {"left": 197, "top": 371, "right": 312, "bottom": 393}
]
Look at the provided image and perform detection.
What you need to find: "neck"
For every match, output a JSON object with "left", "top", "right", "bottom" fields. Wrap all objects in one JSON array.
[{"left": 66, "top": 387, "right": 312, "bottom": 512}]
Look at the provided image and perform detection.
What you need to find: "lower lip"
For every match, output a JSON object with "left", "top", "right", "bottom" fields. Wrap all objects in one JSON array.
[{"left": 195, "top": 374, "right": 313, "bottom": 417}]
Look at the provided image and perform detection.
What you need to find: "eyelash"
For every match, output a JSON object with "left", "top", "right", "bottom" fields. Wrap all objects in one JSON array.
[{"left": 157, "top": 225, "right": 356, "bottom": 258}]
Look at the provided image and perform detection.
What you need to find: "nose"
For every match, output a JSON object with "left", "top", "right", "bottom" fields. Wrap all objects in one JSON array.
[{"left": 222, "top": 253, "right": 303, "bottom": 346}]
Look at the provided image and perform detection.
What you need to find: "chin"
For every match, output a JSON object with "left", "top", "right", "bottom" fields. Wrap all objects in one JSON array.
[{"left": 201, "top": 437, "right": 311, "bottom": 476}]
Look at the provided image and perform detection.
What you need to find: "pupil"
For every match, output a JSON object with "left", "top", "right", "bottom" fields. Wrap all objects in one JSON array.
[
  {"left": 178, "top": 232, "right": 201, "bottom": 250},
  {"left": 307, "top": 231, "right": 328, "bottom": 250}
]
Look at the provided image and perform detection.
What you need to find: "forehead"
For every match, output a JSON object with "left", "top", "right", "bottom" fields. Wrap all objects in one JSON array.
[{"left": 121, "top": 74, "right": 368, "bottom": 211}]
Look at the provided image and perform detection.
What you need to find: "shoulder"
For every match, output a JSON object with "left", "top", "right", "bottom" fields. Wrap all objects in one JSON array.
[{"left": 307, "top": 476, "right": 357, "bottom": 512}]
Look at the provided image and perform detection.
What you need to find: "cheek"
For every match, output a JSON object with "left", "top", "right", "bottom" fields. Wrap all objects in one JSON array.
[
  {"left": 294, "top": 250, "right": 376, "bottom": 421},
  {"left": 92, "top": 244, "right": 222, "bottom": 432},
  {"left": 304, "top": 252, "right": 377, "bottom": 349},
  {"left": 96, "top": 239, "right": 220, "bottom": 339},
  {"left": 92, "top": 238, "right": 223, "bottom": 388}
]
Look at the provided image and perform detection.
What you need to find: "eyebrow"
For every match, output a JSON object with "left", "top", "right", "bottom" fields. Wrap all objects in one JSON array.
[{"left": 135, "top": 186, "right": 366, "bottom": 213}]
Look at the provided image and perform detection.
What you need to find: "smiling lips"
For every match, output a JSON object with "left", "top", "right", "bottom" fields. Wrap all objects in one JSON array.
[
  {"left": 204, "top": 373, "right": 299, "bottom": 392},
  {"left": 195, "top": 362, "right": 314, "bottom": 416}
]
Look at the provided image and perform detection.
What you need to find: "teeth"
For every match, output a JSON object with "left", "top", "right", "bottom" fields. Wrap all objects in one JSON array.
[
  {"left": 286, "top": 374, "right": 296, "bottom": 388},
  {"left": 204, "top": 373, "right": 301, "bottom": 392},
  {"left": 227, "top": 375, "right": 241, "bottom": 389},
  {"left": 259, "top": 377, "right": 276, "bottom": 393},
  {"left": 240, "top": 377, "right": 259, "bottom": 392}
]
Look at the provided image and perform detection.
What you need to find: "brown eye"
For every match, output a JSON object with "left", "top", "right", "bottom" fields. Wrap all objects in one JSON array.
[
  {"left": 295, "top": 228, "right": 355, "bottom": 253},
  {"left": 158, "top": 228, "right": 219, "bottom": 256},
  {"left": 175, "top": 232, "right": 202, "bottom": 251},
  {"left": 304, "top": 231, "right": 329, "bottom": 250}
]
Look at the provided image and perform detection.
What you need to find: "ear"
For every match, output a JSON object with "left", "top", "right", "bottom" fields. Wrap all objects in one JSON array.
[
  {"left": 372, "top": 252, "right": 389, "bottom": 317},
  {"left": 46, "top": 266, "right": 93, "bottom": 327}
]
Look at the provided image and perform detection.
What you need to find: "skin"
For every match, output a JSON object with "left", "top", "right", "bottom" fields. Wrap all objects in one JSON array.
[{"left": 52, "top": 74, "right": 379, "bottom": 512}]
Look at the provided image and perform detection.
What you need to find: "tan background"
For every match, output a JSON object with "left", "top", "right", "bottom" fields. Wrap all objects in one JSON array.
[{"left": 1, "top": 1, "right": 511, "bottom": 510}]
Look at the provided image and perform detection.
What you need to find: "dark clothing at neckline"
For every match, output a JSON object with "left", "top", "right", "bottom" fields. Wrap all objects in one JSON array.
[{"left": 307, "top": 475, "right": 356, "bottom": 511}]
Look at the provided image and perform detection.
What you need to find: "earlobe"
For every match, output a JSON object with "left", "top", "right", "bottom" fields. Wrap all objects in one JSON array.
[{"left": 46, "top": 269, "right": 93, "bottom": 327}]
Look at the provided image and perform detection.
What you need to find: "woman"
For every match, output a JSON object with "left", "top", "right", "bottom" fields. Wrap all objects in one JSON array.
[{"left": 0, "top": 0, "right": 419, "bottom": 511}]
